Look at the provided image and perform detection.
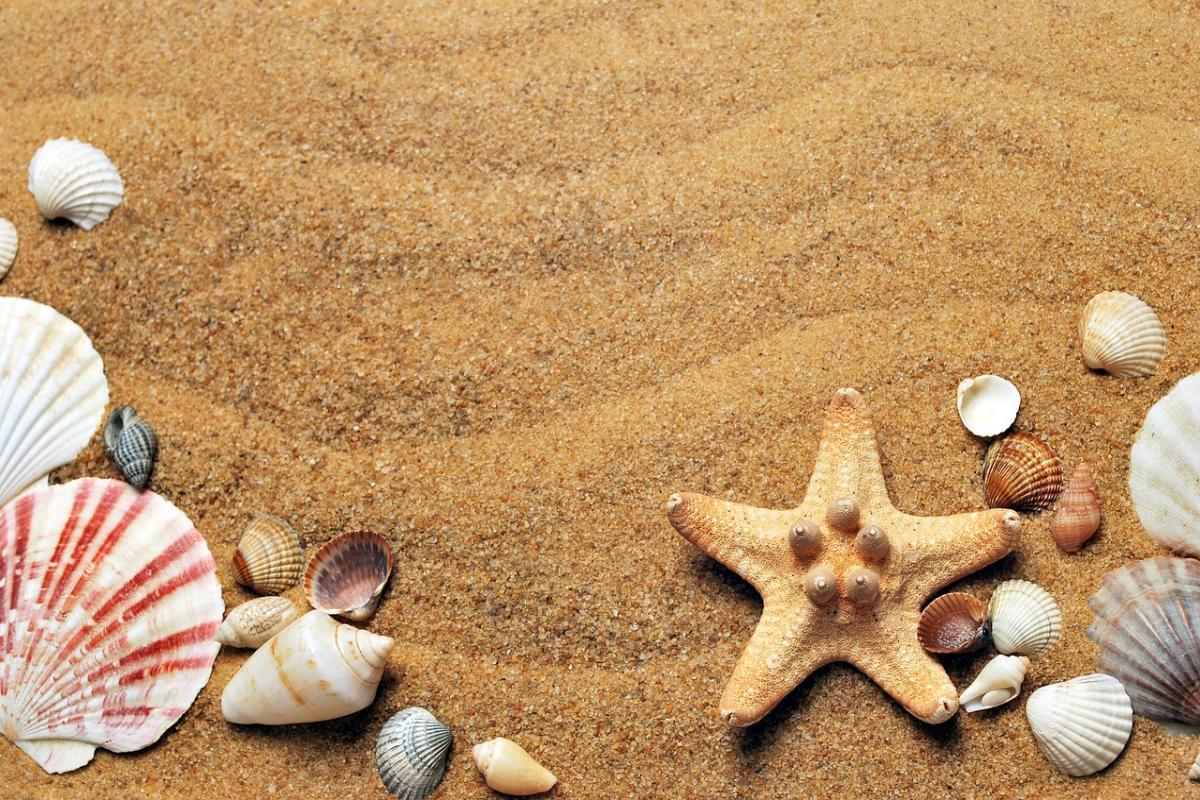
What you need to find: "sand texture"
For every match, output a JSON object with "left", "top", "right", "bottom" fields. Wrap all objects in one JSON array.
[{"left": 2, "top": 1, "right": 1200, "bottom": 798}]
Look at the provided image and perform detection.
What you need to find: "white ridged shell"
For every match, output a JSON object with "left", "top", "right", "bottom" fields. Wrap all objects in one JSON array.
[
  {"left": 988, "top": 580, "right": 1062, "bottom": 656},
  {"left": 959, "top": 655, "right": 1030, "bottom": 712},
  {"left": 956, "top": 375, "right": 1020, "bottom": 438},
  {"left": 0, "top": 218, "right": 17, "bottom": 278},
  {"left": 1079, "top": 291, "right": 1166, "bottom": 378},
  {"left": 0, "top": 297, "right": 109, "bottom": 508},
  {"left": 1025, "top": 674, "right": 1132, "bottom": 777},
  {"left": 376, "top": 707, "right": 453, "bottom": 800},
  {"left": 215, "top": 597, "right": 301, "bottom": 649},
  {"left": 1129, "top": 374, "right": 1200, "bottom": 557},
  {"left": 0, "top": 478, "right": 223, "bottom": 773},
  {"left": 28, "top": 139, "right": 124, "bottom": 230}
]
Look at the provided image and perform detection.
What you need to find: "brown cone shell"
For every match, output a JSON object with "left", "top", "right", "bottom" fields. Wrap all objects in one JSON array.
[
  {"left": 233, "top": 514, "right": 304, "bottom": 594},
  {"left": 303, "top": 530, "right": 394, "bottom": 621},
  {"left": 983, "top": 432, "right": 1063, "bottom": 513},
  {"left": 1051, "top": 462, "right": 1101, "bottom": 552},
  {"left": 917, "top": 592, "right": 989, "bottom": 654}
]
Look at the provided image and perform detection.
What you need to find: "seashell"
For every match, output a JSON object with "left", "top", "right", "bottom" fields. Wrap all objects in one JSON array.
[
  {"left": 959, "top": 655, "right": 1030, "bottom": 712},
  {"left": 1050, "top": 462, "right": 1100, "bottom": 552},
  {"left": 376, "top": 707, "right": 453, "bottom": 800},
  {"left": 215, "top": 596, "right": 301, "bottom": 649},
  {"left": 473, "top": 737, "right": 558, "bottom": 796},
  {"left": 27, "top": 138, "right": 124, "bottom": 230},
  {"left": 103, "top": 405, "right": 159, "bottom": 489},
  {"left": 0, "top": 478, "right": 223, "bottom": 773},
  {"left": 304, "top": 530, "right": 394, "bottom": 621},
  {"left": 1129, "top": 374, "right": 1200, "bottom": 558},
  {"left": 956, "top": 375, "right": 1020, "bottom": 438},
  {"left": 1191, "top": 752, "right": 1200, "bottom": 782},
  {"left": 0, "top": 217, "right": 17, "bottom": 278},
  {"left": 1025, "top": 674, "right": 1133, "bottom": 777},
  {"left": 221, "top": 609, "right": 395, "bottom": 725},
  {"left": 1079, "top": 291, "right": 1166, "bottom": 378},
  {"left": 917, "top": 592, "right": 989, "bottom": 654},
  {"left": 983, "top": 433, "right": 1063, "bottom": 513},
  {"left": 233, "top": 514, "right": 303, "bottom": 594},
  {"left": 989, "top": 579, "right": 1062, "bottom": 656},
  {"left": 1087, "top": 556, "right": 1200, "bottom": 725},
  {"left": 0, "top": 297, "right": 108, "bottom": 508}
]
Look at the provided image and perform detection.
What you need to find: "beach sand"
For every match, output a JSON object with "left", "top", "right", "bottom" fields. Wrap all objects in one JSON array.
[{"left": 2, "top": 1, "right": 1200, "bottom": 797}]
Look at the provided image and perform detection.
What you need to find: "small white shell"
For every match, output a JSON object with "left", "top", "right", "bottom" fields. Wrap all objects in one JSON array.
[
  {"left": 1025, "top": 674, "right": 1133, "bottom": 777},
  {"left": 473, "top": 737, "right": 557, "bottom": 796},
  {"left": 988, "top": 580, "right": 1062, "bottom": 656},
  {"left": 1190, "top": 751, "right": 1200, "bottom": 781},
  {"left": 959, "top": 655, "right": 1030, "bottom": 712},
  {"left": 0, "top": 217, "right": 17, "bottom": 278},
  {"left": 376, "top": 707, "right": 453, "bottom": 800},
  {"left": 956, "top": 375, "right": 1020, "bottom": 437},
  {"left": 215, "top": 596, "right": 301, "bottom": 649},
  {"left": 1129, "top": 374, "right": 1200, "bottom": 558},
  {"left": 27, "top": 138, "right": 124, "bottom": 230},
  {"left": 1079, "top": 291, "right": 1166, "bottom": 378}
]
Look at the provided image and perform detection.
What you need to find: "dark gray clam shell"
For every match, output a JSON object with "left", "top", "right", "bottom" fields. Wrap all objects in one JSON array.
[
  {"left": 376, "top": 707, "right": 453, "bottom": 800},
  {"left": 104, "top": 405, "right": 158, "bottom": 490}
]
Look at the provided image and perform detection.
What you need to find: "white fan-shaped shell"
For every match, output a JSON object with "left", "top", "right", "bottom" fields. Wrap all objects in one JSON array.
[
  {"left": 376, "top": 707, "right": 453, "bottom": 800},
  {"left": 0, "top": 218, "right": 17, "bottom": 278},
  {"left": 956, "top": 375, "right": 1020, "bottom": 438},
  {"left": 1079, "top": 291, "right": 1166, "bottom": 378},
  {"left": 1129, "top": 374, "right": 1200, "bottom": 557},
  {"left": 989, "top": 580, "right": 1062, "bottom": 656},
  {"left": 0, "top": 478, "right": 223, "bottom": 773},
  {"left": 1025, "top": 674, "right": 1132, "bottom": 777},
  {"left": 27, "top": 138, "right": 124, "bottom": 230},
  {"left": 959, "top": 655, "right": 1030, "bottom": 712},
  {"left": 0, "top": 297, "right": 108, "bottom": 508}
]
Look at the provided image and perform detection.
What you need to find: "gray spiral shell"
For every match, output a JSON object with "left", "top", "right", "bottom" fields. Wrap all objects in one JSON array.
[
  {"left": 376, "top": 707, "right": 453, "bottom": 800},
  {"left": 104, "top": 405, "right": 158, "bottom": 490}
]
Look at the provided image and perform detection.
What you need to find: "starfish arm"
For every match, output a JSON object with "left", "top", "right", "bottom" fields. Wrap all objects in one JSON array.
[
  {"left": 849, "top": 632, "right": 959, "bottom": 724},
  {"left": 896, "top": 508, "right": 1021, "bottom": 602},
  {"left": 803, "top": 389, "right": 891, "bottom": 508},
  {"left": 666, "top": 492, "right": 796, "bottom": 593}
]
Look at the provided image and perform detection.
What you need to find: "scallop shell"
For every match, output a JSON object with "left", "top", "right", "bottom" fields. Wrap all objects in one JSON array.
[
  {"left": 0, "top": 478, "right": 223, "bottom": 773},
  {"left": 983, "top": 433, "right": 1063, "bottom": 513},
  {"left": 0, "top": 297, "right": 109, "bottom": 508},
  {"left": 917, "top": 592, "right": 989, "bottom": 654},
  {"left": 0, "top": 217, "right": 17, "bottom": 278},
  {"left": 1025, "top": 674, "right": 1133, "bottom": 777},
  {"left": 215, "top": 596, "right": 301, "bottom": 649},
  {"left": 303, "top": 530, "right": 394, "bottom": 621},
  {"left": 103, "top": 405, "right": 159, "bottom": 490},
  {"left": 376, "top": 707, "right": 453, "bottom": 800},
  {"left": 473, "top": 737, "right": 557, "bottom": 796},
  {"left": 1079, "top": 291, "right": 1166, "bottom": 378},
  {"left": 989, "top": 579, "right": 1062, "bottom": 656},
  {"left": 1129, "top": 374, "right": 1200, "bottom": 558},
  {"left": 27, "top": 138, "right": 124, "bottom": 230},
  {"left": 233, "top": 514, "right": 303, "bottom": 595},
  {"left": 959, "top": 655, "right": 1030, "bottom": 712},
  {"left": 1050, "top": 462, "right": 1100, "bottom": 552},
  {"left": 956, "top": 375, "right": 1020, "bottom": 438},
  {"left": 221, "top": 609, "right": 395, "bottom": 725},
  {"left": 1087, "top": 557, "right": 1200, "bottom": 725}
]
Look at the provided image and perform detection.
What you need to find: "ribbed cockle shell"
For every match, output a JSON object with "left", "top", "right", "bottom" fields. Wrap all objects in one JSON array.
[
  {"left": 983, "top": 433, "right": 1063, "bottom": 513},
  {"left": 27, "top": 138, "right": 124, "bottom": 230},
  {"left": 473, "top": 737, "right": 557, "bottom": 796},
  {"left": 304, "top": 530, "right": 394, "bottom": 621},
  {"left": 1050, "top": 463, "right": 1100, "bottom": 552},
  {"left": 1080, "top": 291, "right": 1166, "bottom": 378},
  {"left": 233, "top": 514, "right": 303, "bottom": 595},
  {"left": 1025, "top": 674, "right": 1132, "bottom": 777},
  {"left": 959, "top": 654, "right": 1029, "bottom": 712},
  {"left": 376, "top": 707, "right": 453, "bottom": 800},
  {"left": 0, "top": 218, "right": 17, "bottom": 278},
  {"left": 989, "top": 579, "right": 1062, "bottom": 656},
  {"left": 917, "top": 592, "right": 989, "bottom": 654},
  {"left": 104, "top": 405, "right": 158, "bottom": 489},
  {"left": 215, "top": 596, "right": 301, "bottom": 649},
  {"left": 1129, "top": 373, "right": 1200, "bottom": 558}
]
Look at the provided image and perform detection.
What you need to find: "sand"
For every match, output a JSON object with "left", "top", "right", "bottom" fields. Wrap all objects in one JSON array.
[{"left": 1, "top": 0, "right": 1199, "bottom": 797}]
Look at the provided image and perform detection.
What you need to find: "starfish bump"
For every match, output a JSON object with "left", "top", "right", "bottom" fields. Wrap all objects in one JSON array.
[{"left": 667, "top": 388, "right": 1020, "bottom": 726}]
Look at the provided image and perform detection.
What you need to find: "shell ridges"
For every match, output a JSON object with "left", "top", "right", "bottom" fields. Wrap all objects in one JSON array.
[
  {"left": 1025, "top": 674, "right": 1132, "bottom": 777},
  {"left": 1129, "top": 374, "right": 1200, "bottom": 558},
  {"left": 988, "top": 579, "right": 1062, "bottom": 656},
  {"left": 27, "top": 138, "right": 124, "bottom": 230},
  {"left": 983, "top": 433, "right": 1063, "bottom": 513},
  {"left": 376, "top": 707, "right": 453, "bottom": 800},
  {"left": 1079, "top": 291, "right": 1166, "bottom": 378},
  {"left": 233, "top": 514, "right": 303, "bottom": 595},
  {"left": 0, "top": 218, "right": 17, "bottom": 278},
  {"left": 304, "top": 530, "right": 394, "bottom": 621}
]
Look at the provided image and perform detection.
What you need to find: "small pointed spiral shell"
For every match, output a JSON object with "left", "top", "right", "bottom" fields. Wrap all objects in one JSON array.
[
  {"left": 989, "top": 579, "right": 1062, "bottom": 656},
  {"left": 1080, "top": 291, "right": 1166, "bottom": 378},
  {"left": 215, "top": 596, "right": 301, "bottom": 649},
  {"left": 104, "top": 405, "right": 158, "bottom": 489},
  {"left": 27, "top": 138, "right": 124, "bottom": 230},
  {"left": 983, "top": 433, "right": 1063, "bottom": 513},
  {"left": 959, "top": 654, "right": 1029, "bottom": 712},
  {"left": 473, "top": 737, "right": 557, "bottom": 796},
  {"left": 917, "top": 592, "right": 988, "bottom": 654},
  {"left": 233, "top": 515, "right": 303, "bottom": 595},
  {"left": 1050, "top": 463, "right": 1101, "bottom": 552},
  {"left": 0, "top": 218, "right": 17, "bottom": 279},
  {"left": 376, "top": 708, "right": 453, "bottom": 800}
]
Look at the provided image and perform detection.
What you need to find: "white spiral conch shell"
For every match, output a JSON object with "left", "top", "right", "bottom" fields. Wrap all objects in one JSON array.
[
  {"left": 215, "top": 596, "right": 301, "bottom": 649},
  {"left": 1079, "top": 291, "right": 1166, "bottom": 378},
  {"left": 1025, "top": 674, "right": 1132, "bottom": 777},
  {"left": 0, "top": 217, "right": 17, "bottom": 278},
  {"left": 1129, "top": 374, "right": 1200, "bottom": 558},
  {"left": 220, "top": 610, "right": 395, "bottom": 725},
  {"left": 988, "top": 579, "right": 1062, "bottom": 656},
  {"left": 27, "top": 138, "right": 124, "bottom": 230},
  {"left": 956, "top": 375, "right": 1020, "bottom": 438},
  {"left": 959, "top": 655, "right": 1030, "bottom": 712},
  {"left": 473, "top": 737, "right": 557, "bottom": 796}
]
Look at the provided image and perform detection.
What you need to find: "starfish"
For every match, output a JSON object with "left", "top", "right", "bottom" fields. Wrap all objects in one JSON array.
[{"left": 667, "top": 388, "right": 1021, "bottom": 726}]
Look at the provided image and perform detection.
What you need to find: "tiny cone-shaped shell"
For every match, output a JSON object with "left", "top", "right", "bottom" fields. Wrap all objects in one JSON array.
[
  {"left": 215, "top": 596, "right": 301, "bottom": 649},
  {"left": 233, "top": 514, "right": 304, "bottom": 594},
  {"left": 103, "top": 405, "right": 159, "bottom": 489},
  {"left": 304, "top": 530, "right": 394, "bottom": 621},
  {"left": 473, "top": 737, "right": 557, "bottom": 796},
  {"left": 1190, "top": 751, "right": 1200, "bottom": 782},
  {"left": 983, "top": 433, "right": 1063, "bottom": 513},
  {"left": 1080, "top": 291, "right": 1167, "bottom": 378},
  {"left": 0, "top": 217, "right": 17, "bottom": 278},
  {"left": 989, "top": 580, "right": 1062, "bottom": 656},
  {"left": 221, "top": 610, "right": 395, "bottom": 725},
  {"left": 917, "top": 592, "right": 988, "bottom": 654},
  {"left": 959, "top": 655, "right": 1030, "bottom": 712},
  {"left": 1051, "top": 463, "right": 1101, "bottom": 552},
  {"left": 956, "top": 375, "right": 1020, "bottom": 438},
  {"left": 27, "top": 138, "right": 124, "bottom": 230},
  {"left": 376, "top": 707, "right": 453, "bottom": 800},
  {"left": 1025, "top": 674, "right": 1132, "bottom": 777}
]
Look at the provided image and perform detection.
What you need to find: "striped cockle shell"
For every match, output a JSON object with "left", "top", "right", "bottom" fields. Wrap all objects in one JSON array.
[
  {"left": 304, "top": 530, "right": 394, "bottom": 621},
  {"left": 956, "top": 375, "right": 1020, "bottom": 438},
  {"left": 1050, "top": 462, "right": 1100, "bottom": 552},
  {"left": 473, "top": 737, "right": 558, "bottom": 796},
  {"left": 376, "top": 707, "right": 453, "bottom": 800},
  {"left": 1129, "top": 374, "right": 1200, "bottom": 558},
  {"left": 0, "top": 217, "right": 17, "bottom": 278},
  {"left": 959, "top": 654, "right": 1030, "bottom": 712},
  {"left": 989, "top": 579, "right": 1062, "bottom": 657},
  {"left": 104, "top": 405, "right": 158, "bottom": 490},
  {"left": 983, "top": 433, "right": 1063, "bottom": 513},
  {"left": 27, "top": 138, "right": 124, "bottom": 230},
  {"left": 1080, "top": 291, "right": 1166, "bottom": 378},
  {"left": 1025, "top": 674, "right": 1132, "bottom": 777},
  {"left": 917, "top": 592, "right": 989, "bottom": 654},
  {"left": 0, "top": 478, "right": 223, "bottom": 773},
  {"left": 233, "top": 514, "right": 303, "bottom": 595},
  {"left": 215, "top": 596, "right": 301, "bottom": 649}
]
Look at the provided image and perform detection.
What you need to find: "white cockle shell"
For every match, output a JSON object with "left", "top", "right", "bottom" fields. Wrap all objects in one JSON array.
[
  {"left": 0, "top": 218, "right": 17, "bottom": 278},
  {"left": 956, "top": 375, "right": 1020, "bottom": 438},
  {"left": 988, "top": 579, "right": 1062, "bottom": 657},
  {"left": 27, "top": 138, "right": 124, "bottom": 230},
  {"left": 1079, "top": 291, "right": 1166, "bottom": 378},
  {"left": 1129, "top": 374, "right": 1200, "bottom": 558},
  {"left": 959, "top": 654, "right": 1030, "bottom": 712},
  {"left": 1025, "top": 674, "right": 1133, "bottom": 777}
]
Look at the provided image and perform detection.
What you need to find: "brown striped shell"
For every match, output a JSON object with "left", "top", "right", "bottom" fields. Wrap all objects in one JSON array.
[
  {"left": 303, "top": 530, "right": 394, "bottom": 621},
  {"left": 1050, "top": 463, "right": 1101, "bottom": 552},
  {"left": 232, "top": 515, "right": 303, "bottom": 595},
  {"left": 917, "top": 592, "right": 989, "bottom": 654},
  {"left": 983, "top": 433, "right": 1063, "bottom": 513}
]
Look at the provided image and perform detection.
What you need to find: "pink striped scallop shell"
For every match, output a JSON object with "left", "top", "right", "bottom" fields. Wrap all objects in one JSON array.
[
  {"left": 0, "top": 478, "right": 223, "bottom": 773},
  {"left": 303, "top": 530, "right": 394, "bottom": 622}
]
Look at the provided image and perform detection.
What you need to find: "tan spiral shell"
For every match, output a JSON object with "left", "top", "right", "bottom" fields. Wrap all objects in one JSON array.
[
  {"left": 983, "top": 433, "right": 1063, "bottom": 513},
  {"left": 917, "top": 592, "right": 989, "bottom": 654},
  {"left": 1050, "top": 463, "right": 1101, "bottom": 552},
  {"left": 1079, "top": 291, "right": 1167, "bottom": 378},
  {"left": 232, "top": 515, "right": 303, "bottom": 594}
]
